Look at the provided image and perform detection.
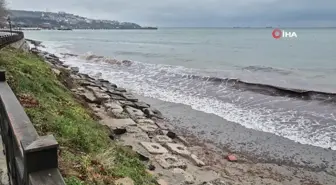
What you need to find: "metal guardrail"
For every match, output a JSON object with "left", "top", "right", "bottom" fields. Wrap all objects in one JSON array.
[
  {"left": 0, "top": 31, "right": 24, "bottom": 49},
  {"left": 0, "top": 33, "right": 66, "bottom": 184}
]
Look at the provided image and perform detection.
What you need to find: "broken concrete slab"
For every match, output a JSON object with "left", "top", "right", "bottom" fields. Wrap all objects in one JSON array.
[
  {"left": 136, "top": 119, "right": 155, "bottom": 125},
  {"left": 122, "top": 93, "right": 138, "bottom": 102},
  {"left": 139, "top": 124, "right": 158, "bottom": 133},
  {"left": 190, "top": 154, "right": 205, "bottom": 167},
  {"left": 100, "top": 118, "right": 137, "bottom": 128},
  {"left": 177, "top": 136, "right": 190, "bottom": 147},
  {"left": 115, "top": 87, "right": 127, "bottom": 92},
  {"left": 104, "top": 101, "right": 122, "bottom": 110},
  {"left": 172, "top": 168, "right": 195, "bottom": 184},
  {"left": 94, "top": 91, "right": 110, "bottom": 101},
  {"left": 166, "top": 143, "right": 191, "bottom": 157},
  {"left": 125, "top": 126, "right": 143, "bottom": 133},
  {"left": 133, "top": 101, "right": 150, "bottom": 109},
  {"left": 155, "top": 154, "right": 187, "bottom": 169},
  {"left": 140, "top": 142, "right": 168, "bottom": 154},
  {"left": 81, "top": 92, "right": 101, "bottom": 104},
  {"left": 144, "top": 108, "right": 164, "bottom": 119},
  {"left": 110, "top": 94, "right": 127, "bottom": 101},
  {"left": 155, "top": 135, "right": 173, "bottom": 144},
  {"left": 86, "top": 85, "right": 101, "bottom": 92},
  {"left": 125, "top": 106, "right": 144, "bottom": 117},
  {"left": 118, "top": 100, "right": 135, "bottom": 107}
]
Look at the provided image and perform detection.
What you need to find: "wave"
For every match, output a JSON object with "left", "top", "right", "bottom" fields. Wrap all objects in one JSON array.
[
  {"left": 241, "top": 66, "right": 292, "bottom": 75},
  {"left": 179, "top": 74, "right": 336, "bottom": 103},
  {"left": 60, "top": 51, "right": 336, "bottom": 103}
]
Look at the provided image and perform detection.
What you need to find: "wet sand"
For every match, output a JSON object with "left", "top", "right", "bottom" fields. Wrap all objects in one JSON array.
[{"left": 137, "top": 95, "right": 336, "bottom": 174}]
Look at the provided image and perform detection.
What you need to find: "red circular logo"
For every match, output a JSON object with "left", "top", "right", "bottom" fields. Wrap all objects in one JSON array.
[{"left": 272, "top": 29, "right": 282, "bottom": 39}]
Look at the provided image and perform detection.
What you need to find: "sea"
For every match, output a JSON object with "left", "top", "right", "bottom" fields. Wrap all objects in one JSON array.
[{"left": 24, "top": 28, "right": 336, "bottom": 150}]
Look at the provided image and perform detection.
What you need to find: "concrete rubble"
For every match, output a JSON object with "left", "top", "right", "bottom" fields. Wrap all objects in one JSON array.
[{"left": 29, "top": 42, "right": 336, "bottom": 185}]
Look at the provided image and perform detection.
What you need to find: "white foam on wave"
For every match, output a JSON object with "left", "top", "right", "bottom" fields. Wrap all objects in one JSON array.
[{"left": 61, "top": 57, "right": 336, "bottom": 150}]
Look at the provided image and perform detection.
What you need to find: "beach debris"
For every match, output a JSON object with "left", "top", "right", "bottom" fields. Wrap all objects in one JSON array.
[
  {"left": 140, "top": 142, "right": 168, "bottom": 154},
  {"left": 226, "top": 154, "right": 237, "bottom": 162},
  {"left": 167, "top": 131, "right": 177, "bottom": 139}
]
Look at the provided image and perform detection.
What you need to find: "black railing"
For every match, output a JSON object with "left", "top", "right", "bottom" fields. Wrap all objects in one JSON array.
[
  {"left": 0, "top": 30, "right": 24, "bottom": 49},
  {"left": 0, "top": 33, "right": 65, "bottom": 184}
]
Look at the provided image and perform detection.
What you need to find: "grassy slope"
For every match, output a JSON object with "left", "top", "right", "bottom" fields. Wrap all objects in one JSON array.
[{"left": 0, "top": 47, "right": 155, "bottom": 185}]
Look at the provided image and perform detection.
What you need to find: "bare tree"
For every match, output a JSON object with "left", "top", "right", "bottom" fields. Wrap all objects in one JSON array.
[{"left": 0, "top": 0, "right": 8, "bottom": 26}]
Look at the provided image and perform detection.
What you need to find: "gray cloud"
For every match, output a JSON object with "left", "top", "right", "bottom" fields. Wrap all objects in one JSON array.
[{"left": 6, "top": 0, "right": 336, "bottom": 27}]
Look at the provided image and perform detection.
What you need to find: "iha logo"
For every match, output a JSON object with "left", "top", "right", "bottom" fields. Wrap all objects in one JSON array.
[{"left": 272, "top": 29, "right": 298, "bottom": 39}]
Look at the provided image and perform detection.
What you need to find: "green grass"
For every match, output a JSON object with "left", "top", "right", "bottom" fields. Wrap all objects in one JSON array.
[{"left": 0, "top": 47, "right": 156, "bottom": 185}]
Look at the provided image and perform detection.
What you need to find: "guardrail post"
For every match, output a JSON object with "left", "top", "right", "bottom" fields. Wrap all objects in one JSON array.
[
  {"left": 22, "top": 135, "right": 59, "bottom": 183},
  {"left": 0, "top": 70, "right": 5, "bottom": 81}
]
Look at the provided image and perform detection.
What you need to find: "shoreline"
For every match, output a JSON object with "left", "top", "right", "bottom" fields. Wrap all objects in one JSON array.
[{"left": 28, "top": 40, "right": 336, "bottom": 185}]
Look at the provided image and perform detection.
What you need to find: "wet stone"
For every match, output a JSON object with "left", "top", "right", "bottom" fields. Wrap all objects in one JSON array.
[
  {"left": 70, "top": 67, "right": 79, "bottom": 73},
  {"left": 167, "top": 131, "right": 177, "bottom": 139},
  {"left": 166, "top": 143, "right": 191, "bottom": 157},
  {"left": 155, "top": 135, "right": 173, "bottom": 144},
  {"left": 110, "top": 94, "right": 126, "bottom": 100},
  {"left": 144, "top": 108, "right": 164, "bottom": 119},
  {"left": 118, "top": 100, "right": 135, "bottom": 107},
  {"left": 140, "top": 142, "right": 168, "bottom": 154},
  {"left": 155, "top": 154, "right": 187, "bottom": 169},
  {"left": 122, "top": 93, "right": 138, "bottom": 102},
  {"left": 125, "top": 106, "right": 144, "bottom": 117},
  {"left": 112, "top": 127, "right": 127, "bottom": 135},
  {"left": 133, "top": 101, "right": 150, "bottom": 109},
  {"left": 115, "top": 87, "right": 127, "bottom": 92}
]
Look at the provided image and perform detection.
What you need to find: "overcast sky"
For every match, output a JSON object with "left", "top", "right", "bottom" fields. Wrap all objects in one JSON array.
[{"left": 6, "top": 0, "right": 336, "bottom": 27}]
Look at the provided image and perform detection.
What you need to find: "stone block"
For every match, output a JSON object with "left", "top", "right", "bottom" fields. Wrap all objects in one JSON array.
[
  {"left": 172, "top": 168, "right": 195, "bottom": 184},
  {"left": 125, "top": 106, "right": 144, "bottom": 117},
  {"left": 190, "top": 154, "right": 205, "bottom": 167},
  {"left": 155, "top": 154, "right": 187, "bottom": 169},
  {"left": 136, "top": 119, "right": 155, "bottom": 125},
  {"left": 139, "top": 124, "right": 158, "bottom": 133},
  {"left": 140, "top": 142, "right": 168, "bottom": 154},
  {"left": 125, "top": 126, "right": 143, "bottom": 133},
  {"left": 100, "top": 118, "right": 136, "bottom": 128},
  {"left": 154, "top": 135, "right": 173, "bottom": 144},
  {"left": 122, "top": 93, "right": 138, "bottom": 102},
  {"left": 166, "top": 143, "right": 191, "bottom": 157}
]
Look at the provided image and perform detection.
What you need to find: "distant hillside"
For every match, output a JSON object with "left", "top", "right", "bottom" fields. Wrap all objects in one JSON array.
[{"left": 8, "top": 10, "right": 157, "bottom": 30}]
